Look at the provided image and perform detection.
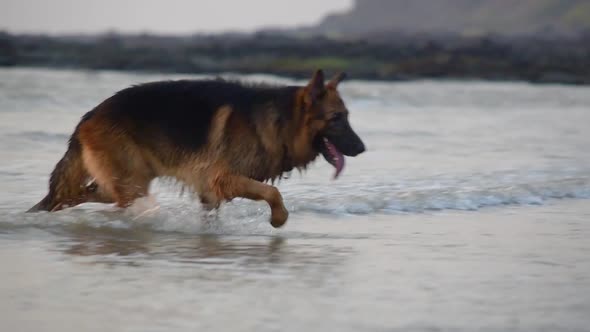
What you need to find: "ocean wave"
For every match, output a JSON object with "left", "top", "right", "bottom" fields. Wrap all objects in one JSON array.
[
  {"left": 1, "top": 176, "right": 588, "bottom": 234},
  {"left": 286, "top": 177, "right": 590, "bottom": 215}
]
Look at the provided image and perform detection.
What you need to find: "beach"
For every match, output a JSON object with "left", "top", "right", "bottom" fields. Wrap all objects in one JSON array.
[{"left": 1, "top": 67, "right": 589, "bottom": 331}]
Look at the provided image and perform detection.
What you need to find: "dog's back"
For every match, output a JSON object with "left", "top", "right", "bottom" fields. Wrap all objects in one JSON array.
[
  {"left": 29, "top": 70, "right": 366, "bottom": 228},
  {"left": 30, "top": 79, "right": 299, "bottom": 213},
  {"left": 87, "top": 80, "right": 296, "bottom": 151}
]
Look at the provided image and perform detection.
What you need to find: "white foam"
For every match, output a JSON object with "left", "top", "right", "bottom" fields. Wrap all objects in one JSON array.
[{"left": 1, "top": 176, "right": 589, "bottom": 234}]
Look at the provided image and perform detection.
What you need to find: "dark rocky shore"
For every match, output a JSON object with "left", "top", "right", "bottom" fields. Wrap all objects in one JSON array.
[{"left": 1, "top": 31, "right": 589, "bottom": 85}]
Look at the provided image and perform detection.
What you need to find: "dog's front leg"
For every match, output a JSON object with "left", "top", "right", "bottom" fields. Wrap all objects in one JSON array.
[{"left": 215, "top": 175, "right": 289, "bottom": 228}]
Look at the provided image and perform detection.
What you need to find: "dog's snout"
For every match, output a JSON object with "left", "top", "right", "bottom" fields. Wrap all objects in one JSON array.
[
  {"left": 341, "top": 138, "right": 365, "bottom": 157},
  {"left": 356, "top": 141, "right": 366, "bottom": 154},
  {"left": 349, "top": 141, "right": 365, "bottom": 156}
]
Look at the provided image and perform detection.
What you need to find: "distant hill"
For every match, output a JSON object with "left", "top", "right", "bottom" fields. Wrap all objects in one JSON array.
[{"left": 307, "top": 0, "right": 590, "bottom": 38}]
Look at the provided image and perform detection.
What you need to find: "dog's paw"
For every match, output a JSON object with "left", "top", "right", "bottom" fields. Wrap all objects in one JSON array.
[{"left": 270, "top": 206, "right": 289, "bottom": 228}]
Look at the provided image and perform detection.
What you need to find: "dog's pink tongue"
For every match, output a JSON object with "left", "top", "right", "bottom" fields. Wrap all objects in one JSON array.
[
  {"left": 333, "top": 149, "right": 345, "bottom": 179},
  {"left": 325, "top": 139, "right": 345, "bottom": 179}
]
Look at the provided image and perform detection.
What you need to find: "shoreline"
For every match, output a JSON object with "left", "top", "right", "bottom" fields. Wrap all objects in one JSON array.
[
  {"left": 2, "top": 64, "right": 588, "bottom": 87},
  {"left": 2, "top": 32, "right": 589, "bottom": 85}
]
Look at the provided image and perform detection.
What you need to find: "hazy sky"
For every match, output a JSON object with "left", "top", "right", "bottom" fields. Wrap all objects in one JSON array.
[{"left": 1, "top": 0, "right": 352, "bottom": 34}]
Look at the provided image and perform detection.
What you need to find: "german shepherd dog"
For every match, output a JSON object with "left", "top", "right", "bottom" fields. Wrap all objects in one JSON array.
[{"left": 28, "top": 70, "right": 365, "bottom": 227}]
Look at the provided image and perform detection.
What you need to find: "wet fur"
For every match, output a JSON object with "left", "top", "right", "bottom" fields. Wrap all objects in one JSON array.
[{"left": 29, "top": 70, "right": 362, "bottom": 227}]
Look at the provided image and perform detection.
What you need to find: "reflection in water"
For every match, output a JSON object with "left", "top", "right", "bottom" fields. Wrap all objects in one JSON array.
[
  {"left": 58, "top": 225, "right": 349, "bottom": 285},
  {"left": 64, "top": 233, "right": 150, "bottom": 257},
  {"left": 63, "top": 227, "right": 285, "bottom": 260}
]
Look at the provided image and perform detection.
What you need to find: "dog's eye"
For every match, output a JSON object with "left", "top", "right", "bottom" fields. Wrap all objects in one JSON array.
[{"left": 330, "top": 113, "right": 344, "bottom": 122}]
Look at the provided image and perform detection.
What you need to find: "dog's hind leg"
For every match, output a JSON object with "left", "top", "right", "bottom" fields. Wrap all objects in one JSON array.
[
  {"left": 87, "top": 153, "right": 153, "bottom": 209},
  {"left": 80, "top": 142, "right": 154, "bottom": 209},
  {"left": 212, "top": 174, "right": 289, "bottom": 228}
]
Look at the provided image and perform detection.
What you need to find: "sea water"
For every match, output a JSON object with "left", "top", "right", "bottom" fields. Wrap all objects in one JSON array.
[{"left": 1, "top": 67, "right": 589, "bottom": 331}]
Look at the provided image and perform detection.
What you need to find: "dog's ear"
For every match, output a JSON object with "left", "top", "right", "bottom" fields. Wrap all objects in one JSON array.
[
  {"left": 326, "top": 72, "right": 347, "bottom": 89},
  {"left": 305, "top": 69, "right": 325, "bottom": 104}
]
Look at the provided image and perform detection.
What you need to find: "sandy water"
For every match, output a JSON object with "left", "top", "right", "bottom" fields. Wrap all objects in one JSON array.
[{"left": 1, "top": 68, "right": 590, "bottom": 331}]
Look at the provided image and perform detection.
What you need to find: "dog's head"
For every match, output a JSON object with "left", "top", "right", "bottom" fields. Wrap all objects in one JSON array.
[{"left": 301, "top": 69, "right": 366, "bottom": 179}]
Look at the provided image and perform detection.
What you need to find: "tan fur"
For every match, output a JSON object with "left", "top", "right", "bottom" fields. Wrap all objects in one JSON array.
[
  {"left": 207, "top": 105, "right": 233, "bottom": 150},
  {"left": 30, "top": 70, "right": 355, "bottom": 228}
]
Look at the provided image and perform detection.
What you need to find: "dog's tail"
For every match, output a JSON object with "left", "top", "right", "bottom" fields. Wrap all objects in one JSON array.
[{"left": 28, "top": 133, "right": 90, "bottom": 212}]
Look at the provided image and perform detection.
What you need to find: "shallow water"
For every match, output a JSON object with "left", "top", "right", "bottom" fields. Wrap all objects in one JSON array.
[{"left": 1, "top": 68, "right": 590, "bottom": 331}]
